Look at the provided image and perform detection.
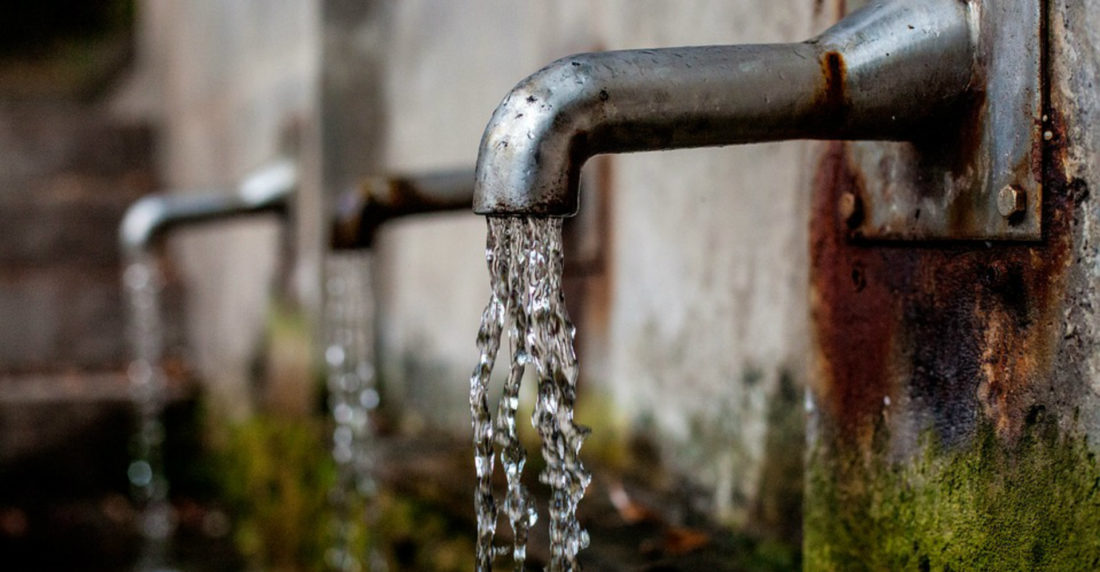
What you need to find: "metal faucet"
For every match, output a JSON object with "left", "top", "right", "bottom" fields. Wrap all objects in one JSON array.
[
  {"left": 330, "top": 169, "right": 475, "bottom": 249},
  {"left": 473, "top": 0, "right": 1003, "bottom": 218},
  {"left": 119, "top": 157, "right": 298, "bottom": 258}
]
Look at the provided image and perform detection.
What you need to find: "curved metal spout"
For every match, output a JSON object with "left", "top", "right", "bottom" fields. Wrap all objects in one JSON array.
[
  {"left": 473, "top": 0, "right": 974, "bottom": 216},
  {"left": 331, "top": 169, "right": 475, "bottom": 249},
  {"left": 120, "top": 158, "right": 298, "bottom": 257}
]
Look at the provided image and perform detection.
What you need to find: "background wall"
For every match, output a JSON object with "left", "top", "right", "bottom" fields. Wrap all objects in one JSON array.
[
  {"left": 136, "top": 0, "right": 820, "bottom": 537},
  {"left": 346, "top": 0, "right": 818, "bottom": 532},
  {"left": 124, "top": 0, "right": 319, "bottom": 420}
]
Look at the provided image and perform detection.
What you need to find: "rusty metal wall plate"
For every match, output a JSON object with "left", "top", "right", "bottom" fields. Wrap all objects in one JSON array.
[{"left": 847, "top": 0, "right": 1044, "bottom": 241}]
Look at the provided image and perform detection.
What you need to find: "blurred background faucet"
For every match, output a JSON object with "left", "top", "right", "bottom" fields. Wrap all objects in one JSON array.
[{"left": 120, "top": 158, "right": 298, "bottom": 259}]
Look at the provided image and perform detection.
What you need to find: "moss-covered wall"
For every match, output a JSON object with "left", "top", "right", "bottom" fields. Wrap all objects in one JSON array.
[{"left": 806, "top": 417, "right": 1100, "bottom": 569}]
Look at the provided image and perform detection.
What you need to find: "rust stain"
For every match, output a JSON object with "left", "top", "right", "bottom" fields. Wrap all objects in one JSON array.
[
  {"left": 563, "top": 155, "right": 615, "bottom": 385},
  {"left": 587, "top": 155, "right": 615, "bottom": 336},
  {"left": 822, "top": 52, "right": 845, "bottom": 107},
  {"left": 381, "top": 177, "right": 470, "bottom": 214},
  {"left": 810, "top": 116, "right": 1076, "bottom": 448},
  {"left": 816, "top": 51, "right": 849, "bottom": 131},
  {"left": 939, "top": 90, "right": 988, "bottom": 236},
  {"left": 810, "top": 142, "right": 899, "bottom": 448}
]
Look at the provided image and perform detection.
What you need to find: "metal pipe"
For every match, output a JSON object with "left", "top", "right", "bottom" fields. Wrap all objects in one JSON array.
[
  {"left": 330, "top": 168, "right": 476, "bottom": 249},
  {"left": 119, "top": 158, "right": 298, "bottom": 257},
  {"left": 473, "top": 0, "right": 975, "bottom": 216}
]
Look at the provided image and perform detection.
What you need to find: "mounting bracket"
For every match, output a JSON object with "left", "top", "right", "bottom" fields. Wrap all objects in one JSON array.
[{"left": 846, "top": 0, "right": 1044, "bottom": 241}]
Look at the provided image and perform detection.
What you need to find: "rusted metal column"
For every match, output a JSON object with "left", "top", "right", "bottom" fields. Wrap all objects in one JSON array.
[{"left": 804, "top": 1, "right": 1100, "bottom": 567}]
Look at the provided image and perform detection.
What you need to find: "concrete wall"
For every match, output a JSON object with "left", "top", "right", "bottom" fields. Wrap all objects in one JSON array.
[
  {"left": 148, "top": 0, "right": 818, "bottom": 534},
  {"left": 372, "top": 1, "right": 598, "bottom": 432},
  {"left": 602, "top": 2, "right": 814, "bottom": 525}
]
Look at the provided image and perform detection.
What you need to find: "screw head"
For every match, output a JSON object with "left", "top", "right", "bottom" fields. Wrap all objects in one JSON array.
[
  {"left": 997, "top": 185, "right": 1026, "bottom": 218},
  {"left": 838, "top": 192, "right": 862, "bottom": 227}
]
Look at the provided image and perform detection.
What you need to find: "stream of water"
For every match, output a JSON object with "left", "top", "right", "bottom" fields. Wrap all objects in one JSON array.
[
  {"left": 122, "top": 254, "right": 175, "bottom": 570},
  {"left": 324, "top": 253, "right": 386, "bottom": 572},
  {"left": 471, "top": 216, "right": 591, "bottom": 571}
]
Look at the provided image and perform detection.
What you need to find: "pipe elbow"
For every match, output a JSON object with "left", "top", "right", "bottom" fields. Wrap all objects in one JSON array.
[
  {"left": 474, "top": 54, "right": 606, "bottom": 216},
  {"left": 118, "top": 158, "right": 298, "bottom": 257},
  {"left": 237, "top": 157, "right": 297, "bottom": 212},
  {"left": 119, "top": 196, "right": 172, "bottom": 257}
]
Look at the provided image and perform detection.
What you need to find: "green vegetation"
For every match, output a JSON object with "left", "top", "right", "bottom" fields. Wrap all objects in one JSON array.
[
  {"left": 215, "top": 415, "right": 336, "bottom": 571},
  {"left": 212, "top": 414, "right": 478, "bottom": 571},
  {"left": 374, "top": 493, "right": 475, "bottom": 572}
]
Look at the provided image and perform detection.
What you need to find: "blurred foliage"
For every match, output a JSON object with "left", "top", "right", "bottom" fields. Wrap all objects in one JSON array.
[
  {"left": 214, "top": 415, "right": 336, "bottom": 571},
  {"left": 0, "top": 0, "right": 133, "bottom": 57},
  {"left": 211, "top": 413, "right": 477, "bottom": 571},
  {"left": 729, "top": 535, "right": 800, "bottom": 571},
  {"left": 0, "top": 0, "right": 134, "bottom": 100},
  {"left": 374, "top": 493, "right": 475, "bottom": 572}
]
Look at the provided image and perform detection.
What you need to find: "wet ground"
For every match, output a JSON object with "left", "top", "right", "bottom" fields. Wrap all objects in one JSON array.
[
  {"left": 375, "top": 436, "right": 798, "bottom": 571},
  {"left": 0, "top": 430, "right": 798, "bottom": 571}
]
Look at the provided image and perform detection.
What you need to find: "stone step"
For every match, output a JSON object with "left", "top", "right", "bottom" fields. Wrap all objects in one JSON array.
[
  {"left": 0, "top": 193, "right": 138, "bottom": 266},
  {"left": 0, "top": 101, "right": 154, "bottom": 187},
  {"left": 0, "top": 100, "right": 162, "bottom": 371},
  {"left": 0, "top": 371, "right": 194, "bottom": 465},
  {"left": 0, "top": 258, "right": 186, "bottom": 373}
]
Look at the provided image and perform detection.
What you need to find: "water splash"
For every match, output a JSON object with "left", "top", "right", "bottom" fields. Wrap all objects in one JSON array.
[
  {"left": 470, "top": 216, "right": 590, "bottom": 571},
  {"left": 122, "top": 254, "right": 176, "bottom": 570},
  {"left": 324, "top": 253, "right": 386, "bottom": 572}
]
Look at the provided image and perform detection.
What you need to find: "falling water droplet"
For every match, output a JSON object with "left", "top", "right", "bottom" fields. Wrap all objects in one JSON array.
[
  {"left": 324, "top": 253, "right": 386, "bottom": 570},
  {"left": 326, "top": 345, "right": 347, "bottom": 367},
  {"left": 128, "top": 461, "right": 154, "bottom": 487},
  {"left": 122, "top": 253, "right": 177, "bottom": 568}
]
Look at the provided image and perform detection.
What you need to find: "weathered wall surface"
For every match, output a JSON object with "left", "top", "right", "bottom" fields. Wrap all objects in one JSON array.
[
  {"left": 804, "top": 1, "right": 1100, "bottom": 567},
  {"left": 0, "top": 105, "right": 153, "bottom": 374},
  {"left": 0, "top": 8, "right": 159, "bottom": 483},
  {"left": 601, "top": 2, "right": 815, "bottom": 527},
  {"left": 371, "top": 0, "right": 605, "bottom": 432}
]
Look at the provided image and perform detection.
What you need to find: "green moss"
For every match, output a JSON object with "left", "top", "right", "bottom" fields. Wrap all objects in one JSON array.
[
  {"left": 736, "top": 537, "right": 801, "bottom": 571},
  {"left": 805, "top": 411, "right": 1100, "bottom": 570}
]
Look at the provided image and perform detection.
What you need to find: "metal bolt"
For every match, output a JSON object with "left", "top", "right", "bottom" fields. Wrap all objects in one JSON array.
[
  {"left": 838, "top": 192, "right": 862, "bottom": 226},
  {"left": 997, "top": 185, "right": 1026, "bottom": 218}
]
